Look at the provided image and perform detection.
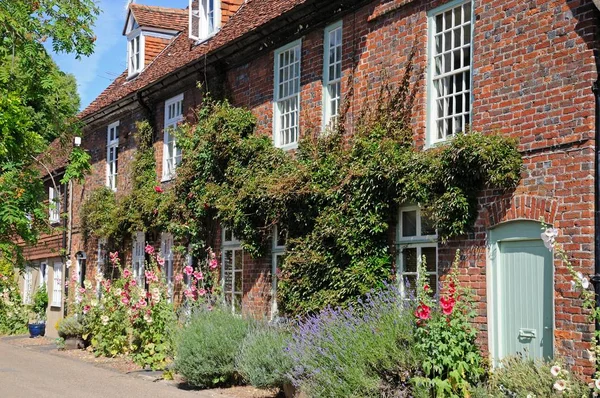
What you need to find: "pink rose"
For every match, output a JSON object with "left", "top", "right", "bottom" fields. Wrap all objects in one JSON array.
[
  {"left": 145, "top": 244, "right": 155, "bottom": 254},
  {"left": 184, "top": 265, "right": 193, "bottom": 276}
]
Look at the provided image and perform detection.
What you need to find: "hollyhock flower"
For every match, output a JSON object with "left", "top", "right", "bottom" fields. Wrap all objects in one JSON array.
[
  {"left": 145, "top": 244, "right": 155, "bottom": 254},
  {"left": 423, "top": 284, "right": 430, "bottom": 292},
  {"left": 144, "top": 270, "right": 157, "bottom": 282},
  {"left": 123, "top": 269, "right": 132, "bottom": 279},
  {"left": 90, "top": 299, "right": 98, "bottom": 307},
  {"left": 154, "top": 186, "right": 163, "bottom": 193},
  {"left": 114, "top": 288, "right": 122, "bottom": 297},
  {"left": 415, "top": 303, "right": 431, "bottom": 320},
  {"left": 448, "top": 281, "right": 456, "bottom": 295},
  {"left": 101, "top": 315, "right": 110, "bottom": 326},
  {"left": 130, "top": 280, "right": 137, "bottom": 287},
  {"left": 121, "top": 296, "right": 130, "bottom": 305},
  {"left": 156, "top": 255, "right": 165, "bottom": 267},
  {"left": 440, "top": 296, "right": 456, "bottom": 315},
  {"left": 184, "top": 265, "right": 193, "bottom": 276},
  {"left": 175, "top": 273, "right": 184, "bottom": 282},
  {"left": 144, "top": 312, "right": 153, "bottom": 324},
  {"left": 594, "top": 379, "right": 600, "bottom": 390},
  {"left": 83, "top": 305, "right": 91, "bottom": 314},
  {"left": 139, "top": 299, "right": 147, "bottom": 308},
  {"left": 193, "top": 271, "right": 204, "bottom": 280},
  {"left": 541, "top": 228, "right": 559, "bottom": 250},
  {"left": 78, "top": 287, "right": 86, "bottom": 294},
  {"left": 109, "top": 251, "right": 119, "bottom": 264},
  {"left": 209, "top": 259, "right": 218, "bottom": 269},
  {"left": 553, "top": 379, "right": 566, "bottom": 392},
  {"left": 184, "top": 289, "right": 195, "bottom": 300},
  {"left": 550, "top": 365, "right": 561, "bottom": 377},
  {"left": 198, "top": 288, "right": 207, "bottom": 296}
]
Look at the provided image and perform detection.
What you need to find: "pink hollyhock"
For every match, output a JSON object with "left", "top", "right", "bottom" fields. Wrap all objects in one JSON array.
[
  {"left": 123, "top": 269, "right": 132, "bottom": 278},
  {"left": 198, "top": 288, "right": 207, "bottom": 296},
  {"left": 130, "top": 280, "right": 137, "bottom": 287},
  {"left": 145, "top": 244, "right": 155, "bottom": 254},
  {"left": 139, "top": 299, "right": 147, "bottom": 308},
  {"left": 78, "top": 287, "right": 86, "bottom": 294},
  {"left": 154, "top": 186, "right": 163, "bottom": 193},
  {"left": 184, "top": 289, "right": 195, "bottom": 300},
  {"left": 193, "top": 271, "right": 204, "bottom": 280},
  {"left": 184, "top": 265, "right": 193, "bottom": 276},
  {"left": 415, "top": 303, "right": 431, "bottom": 320},
  {"left": 209, "top": 259, "right": 218, "bottom": 269},
  {"left": 175, "top": 273, "right": 184, "bottom": 282},
  {"left": 83, "top": 305, "right": 91, "bottom": 314},
  {"left": 109, "top": 252, "right": 119, "bottom": 264},
  {"left": 156, "top": 255, "right": 165, "bottom": 267},
  {"left": 121, "top": 297, "right": 130, "bottom": 305}
]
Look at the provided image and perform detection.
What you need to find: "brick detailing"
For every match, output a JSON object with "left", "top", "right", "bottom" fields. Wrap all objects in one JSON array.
[{"left": 482, "top": 194, "right": 559, "bottom": 229}]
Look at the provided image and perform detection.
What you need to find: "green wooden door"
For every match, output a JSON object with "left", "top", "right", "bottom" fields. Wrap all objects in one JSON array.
[{"left": 496, "top": 239, "right": 553, "bottom": 361}]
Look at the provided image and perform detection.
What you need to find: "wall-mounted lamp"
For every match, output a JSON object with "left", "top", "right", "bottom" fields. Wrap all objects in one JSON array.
[{"left": 74, "top": 136, "right": 82, "bottom": 147}]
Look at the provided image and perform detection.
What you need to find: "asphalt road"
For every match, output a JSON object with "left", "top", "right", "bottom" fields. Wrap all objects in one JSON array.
[{"left": 0, "top": 339, "right": 219, "bottom": 398}]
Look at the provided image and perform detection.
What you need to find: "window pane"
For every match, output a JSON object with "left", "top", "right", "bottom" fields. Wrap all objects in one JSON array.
[
  {"left": 402, "top": 247, "right": 417, "bottom": 273},
  {"left": 402, "top": 274, "right": 417, "bottom": 297},
  {"left": 421, "top": 213, "right": 436, "bottom": 236},
  {"left": 234, "top": 270, "right": 242, "bottom": 292},
  {"left": 234, "top": 249, "right": 243, "bottom": 271},
  {"left": 402, "top": 211, "right": 417, "bottom": 237},
  {"left": 422, "top": 247, "right": 437, "bottom": 273}
]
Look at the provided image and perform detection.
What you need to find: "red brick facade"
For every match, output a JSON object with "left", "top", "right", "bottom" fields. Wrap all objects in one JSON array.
[{"left": 23, "top": 0, "right": 600, "bottom": 374}]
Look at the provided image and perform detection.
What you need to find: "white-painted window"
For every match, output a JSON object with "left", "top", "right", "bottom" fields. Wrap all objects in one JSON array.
[
  {"left": 271, "top": 226, "right": 286, "bottom": 320},
  {"left": 160, "top": 232, "right": 174, "bottom": 300},
  {"left": 132, "top": 231, "right": 146, "bottom": 286},
  {"left": 128, "top": 34, "right": 144, "bottom": 77},
  {"left": 162, "top": 94, "right": 184, "bottom": 181},
  {"left": 397, "top": 206, "right": 438, "bottom": 297},
  {"left": 189, "top": 0, "right": 221, "bottom": 41},
  {"left": 106, "top": 121, "right": 119, "bottom": 191},
  {"left": 274, "top": 40, "right": 302, "bottom": 150},
  {"left": 23, "top": 266, "right": 33, "bottom": 304},
  {"left": 49, "top": 186, "right": 61, "bottom": 224},
  {"left": 39, "top": 262, "right": 48, "bottom": 287},
  {"left": 428, "top": 0, "right": 473, "bottom": 144},
  {"left": 323, "top": 21, "right": 343, "bottom": 131},
  {"left": 222, "top": 227, "right": 243, "bottom": 314},
  {"left": 52, "top": 262, "right": 63, "bottom": 307}
]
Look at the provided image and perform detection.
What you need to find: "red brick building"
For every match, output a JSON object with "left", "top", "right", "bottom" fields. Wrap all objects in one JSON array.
[{"left": 22, "top": 0, "right": 600, "bottom": 373}]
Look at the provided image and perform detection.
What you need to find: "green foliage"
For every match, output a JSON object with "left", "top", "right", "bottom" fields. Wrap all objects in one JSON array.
[
  {"left": 412, "top": 252, "right": 486, "bottom": 397},
  {"left": 481, "top": 357, "right": 589, "bottom": 397},
  {"left": 287, "top": 285, "right": 421, "bottom": 397},
  {"left": 236, "top": 325, "right": 293, "bottom": 389},
  {"left": 175, "top": 307, "right": 252, "bottom": 388},
  {"left": 0, "top": 0, "right": 98, "bottom": 265},
  {"left": 30, "top": 284, "right": 48, "bottom": 322},
  {"left": 80, "top": 187, "right": 119, "bottom": 241},
  {"left": 56, "top": 315, "right": 84, "bottom": 338},
  {"left": 0, "top": 260, "right": 28, "bottom": 335},
  {"left": 61, "top": 147, "right": 91, "bottom": 184}
]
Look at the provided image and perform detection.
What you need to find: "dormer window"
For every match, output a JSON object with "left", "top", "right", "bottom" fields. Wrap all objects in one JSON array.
[
  {"left": 189, "top": 0, "right": 221, "bottom": 42},
  {"left": 128, "top": 33, "right": 144, "bottom": 77}
]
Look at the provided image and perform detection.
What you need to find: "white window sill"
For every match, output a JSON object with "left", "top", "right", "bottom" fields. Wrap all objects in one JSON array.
[{"left": 276, "top": 143, "right": 299, "bottom": 151}]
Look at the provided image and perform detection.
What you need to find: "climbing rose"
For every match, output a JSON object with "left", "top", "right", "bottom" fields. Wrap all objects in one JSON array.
[{"left": 415, "top": 303, "right": 431, "bottom": 320}]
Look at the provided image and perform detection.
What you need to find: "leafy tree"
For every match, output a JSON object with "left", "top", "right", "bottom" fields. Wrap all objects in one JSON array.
[{"left": 0, "top": 0, "right": 99, "bottom": 262}]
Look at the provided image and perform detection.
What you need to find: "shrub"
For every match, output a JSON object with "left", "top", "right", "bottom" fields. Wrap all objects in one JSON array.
[
  {"left": 57, "top": 315, "right": 84, "bottom": 338},
  {"left": 287, "top": 284, "right": 420, "bottom": 397},
  {"left": 0, "top": 266, "right": 27, "bottom": 335},
  {"left": 236, "top": 324, "right": 293, "bottom": 389},
  {"left": 175, "top": 307, "right": 252, "bottom": 388},
  {"left": 483, "top": 356, "right": 589, "bottom": 397},
  {"left": 29, "top": 284, "right": 48, "bottom": 323}
]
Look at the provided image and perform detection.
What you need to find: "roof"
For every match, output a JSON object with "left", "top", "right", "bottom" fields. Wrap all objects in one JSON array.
[
  {"left": 80, "top": 0, "right": 309, "bottom": 120},
  {"left": 127, "top": 4, "right": 188, "bottom": 33}
]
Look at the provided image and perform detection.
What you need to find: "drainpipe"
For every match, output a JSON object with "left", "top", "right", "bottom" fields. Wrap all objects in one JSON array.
[{"left": 592, "top": 80, "right": 600, "bottom": 335}]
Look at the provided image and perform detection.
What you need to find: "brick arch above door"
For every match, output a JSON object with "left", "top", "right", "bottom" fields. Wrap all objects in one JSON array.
[{"left": 482, "top": 195, "right": 559, "bottom": 229}]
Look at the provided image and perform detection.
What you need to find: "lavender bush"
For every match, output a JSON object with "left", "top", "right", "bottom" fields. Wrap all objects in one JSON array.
[{"left": 286, "top": 284, "right": 420, "bottom": 397}]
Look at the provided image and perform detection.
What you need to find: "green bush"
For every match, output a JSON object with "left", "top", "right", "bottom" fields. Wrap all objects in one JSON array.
[
  {"left": 30, "top": 285, "right": 48, "bottom": 323},
  {"left": 482, "top": 356, "right": 589, "bottom": 397},
  {"left": 236, "top": 325, "right": 293, "bottom": 389},
  {"left": 175, "top": 307, "right": 252, "bottom": 388},
  {"left": 56, "top": 315, "right": 84, "bottom": 338},
  {"left": 0, "top": 264, "right": 27, "bottom": 335}
]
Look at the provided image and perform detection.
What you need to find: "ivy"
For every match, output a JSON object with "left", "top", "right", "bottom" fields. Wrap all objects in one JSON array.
[{"left": 83, "top": 56, "right": 522, "bottom": 315}]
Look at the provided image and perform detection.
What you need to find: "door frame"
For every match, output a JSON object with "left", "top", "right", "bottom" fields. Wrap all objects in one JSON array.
[{"left": 487, "top": 220, "right": 555, "bottom": 366}]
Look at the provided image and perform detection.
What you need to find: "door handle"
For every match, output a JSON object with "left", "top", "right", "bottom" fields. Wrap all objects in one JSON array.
[{"left": 519, "top": 328, "right": 536, "bottom": 339}]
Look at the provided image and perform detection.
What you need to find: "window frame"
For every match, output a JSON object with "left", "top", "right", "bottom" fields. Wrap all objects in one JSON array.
[
  {"left": 51, "top": 262, "right": 63, "bottom": 308},
  {"left": 271, "top": 225, "right": 286, "bottom": 320},
  {"left": 322, "top": 21, "right": 343, "bottom": 131},
  {"left": 49, "top": 186, "right": 61, "bottom": 224},
  {"left": 162, "top": 94, "right": 184, "bottom": 181},
  {"left": 273, "top": 39, "right": 302, "bottom": 151},
  {"left": 426, "top": 0, "right": 474, "bottom": 146},
  {"left": 221, "top": 227, "right": 243, "bottom": 314},
  {"left": 396, "top": 205, "right": 438, "bottom": 297},
  {"left": 23, "top": 266, "right": 33, "bottom": 305},
  {"left": 160, "top": 232, "right": 174, "bottom": 301},
  {"left": 189, "top": 0, "right": 221, "bottom": 42},
  {"left": 132, "top": 231, "right": 146, "bottom": 287},
  {"left": 106, "top": 121, "right": 120, "bottom": 191},
  {"left": 127, "top": 31, "right": 145, "bottom": 78}
]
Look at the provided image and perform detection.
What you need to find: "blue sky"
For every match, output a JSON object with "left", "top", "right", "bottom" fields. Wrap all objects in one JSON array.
[{"left": 48, "top": 0, "right": 188, "bottom": 111}]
